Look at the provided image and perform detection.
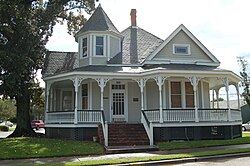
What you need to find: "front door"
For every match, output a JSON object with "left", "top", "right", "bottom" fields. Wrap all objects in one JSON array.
[{"left": 111, "top": 82, "right": 127, "bottom": 122}]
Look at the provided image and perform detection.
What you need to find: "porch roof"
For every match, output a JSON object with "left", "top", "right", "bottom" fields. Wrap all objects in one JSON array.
[
  {"left": 43, "top": 63, "right": 240, "bottom": 85},
  {"left": 43, "top": 51, "right": 78, "bottom": 77}
]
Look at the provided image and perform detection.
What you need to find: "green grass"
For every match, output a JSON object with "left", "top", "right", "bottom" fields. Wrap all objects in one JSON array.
[
  {"left": 157, "top": 133, "right": 250, "bottom": 150},
  {"left": 0, "top": 137, "right": 104, "bottom": 160},
  {"left": 1, "top": 133, "right": 250, "bottom": 165},
  {"left": 42, "top": 148, "right": 250, "bottom": 166}
]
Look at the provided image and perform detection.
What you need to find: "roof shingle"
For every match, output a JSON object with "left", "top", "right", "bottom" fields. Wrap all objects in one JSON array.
[
  {"left": 108, "top": 26, "right": 163, "bottom": 64},
  {"left": 43, "top": 51, "right": 78, "bottom": 77}
]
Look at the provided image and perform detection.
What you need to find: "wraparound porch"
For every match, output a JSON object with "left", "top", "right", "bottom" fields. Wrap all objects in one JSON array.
[
  {"left": 43, "top": 70, "right": 242, "bottom": 146},
  {"left": 45, "top": 108, "right": 242, "bottom": 146}
]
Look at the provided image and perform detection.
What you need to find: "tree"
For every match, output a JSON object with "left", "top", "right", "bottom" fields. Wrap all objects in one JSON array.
[
  {"left": 0, "top": 99, "right": 16, "bottom": 121},
  {"left": 0, "top": 0, "right": 95, "bottom": 137},
  {"left": 30, "top": 85, "right": 45, "bottom": 120},
  {"left": 238, "top": 56, "right": 250, "bottom": 105}
]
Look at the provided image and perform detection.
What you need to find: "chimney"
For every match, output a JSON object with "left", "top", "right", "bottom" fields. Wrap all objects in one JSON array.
[{"left": 130, "top": 9, "right": 137, "bottom": 26}]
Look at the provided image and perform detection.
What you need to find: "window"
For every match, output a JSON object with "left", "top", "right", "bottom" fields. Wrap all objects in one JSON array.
[
  {"left": 185, "top": 82, "right": 194, "bottom": 107},
  {"left": 173, "top": 44, "right": 190, "bottom": 55},
  {"left": 82, "top": 84, "right": 88, "bottom": 110},
  {"left": 82, "top": 38, "right": 87, "bottom": 57},
  {"left": 171, "top": 82, "right": 182, "bottom": 108},
  {"left": 62, "top": 91, "right": 73, "bottom": 111},
  {"left": 96, "top": 36, "right": 104, "bottom": 56}
]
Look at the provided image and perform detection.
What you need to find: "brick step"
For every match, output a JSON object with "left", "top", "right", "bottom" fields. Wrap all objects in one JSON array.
[{"left": 107, "top": 123, "right": 150, "bottom": 146}]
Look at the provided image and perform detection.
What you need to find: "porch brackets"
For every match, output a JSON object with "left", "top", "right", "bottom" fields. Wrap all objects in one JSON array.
[
  {"left": 134, "top": 78, "right": 148, "bottom": 111},
  {"left": 94, "top": 77, "right": 110, "bottom": 110},
  {"left": 186, "top": 76, "right": 202, "bottom": 122},
  {"left": 154, "top": 76, "right": 168, "bottom": 123},
  {"left": 72, "top": 77, "right": 86, "bottom": 124}
]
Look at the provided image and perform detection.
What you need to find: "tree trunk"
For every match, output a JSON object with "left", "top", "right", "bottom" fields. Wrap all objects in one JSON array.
[{"left": 8, "top": 87, "right": 36, "bottom": 137}]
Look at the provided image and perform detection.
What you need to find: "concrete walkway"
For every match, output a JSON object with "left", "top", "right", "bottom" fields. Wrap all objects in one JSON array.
[{"left": 1, "top": 144, "right": 250, "bottom": 166}]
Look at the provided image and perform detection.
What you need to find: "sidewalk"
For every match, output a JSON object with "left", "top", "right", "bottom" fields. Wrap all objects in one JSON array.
[{"left": 1, "top": 144, "right": 250, "bottom": 166}]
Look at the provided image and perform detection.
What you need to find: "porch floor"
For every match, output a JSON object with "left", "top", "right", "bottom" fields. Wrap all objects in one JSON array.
[{"left": 105, "top": 145, "right": 159, "bottom": 154}]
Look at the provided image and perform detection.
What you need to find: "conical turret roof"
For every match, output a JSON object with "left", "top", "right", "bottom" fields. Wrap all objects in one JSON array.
[{"left": 75, "top": 4, "right": 120, "bottom": 39}]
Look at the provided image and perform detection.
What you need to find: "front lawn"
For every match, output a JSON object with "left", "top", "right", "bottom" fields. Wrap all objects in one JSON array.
[
  {"left": 0, "top": 137, "right": 104, "bottom": 159},
  {"left": 1, "top": 133, "right": 250, "bottom": 161},
  {"left": 158, "top": 133, "right": 250, "bottom": 150}
]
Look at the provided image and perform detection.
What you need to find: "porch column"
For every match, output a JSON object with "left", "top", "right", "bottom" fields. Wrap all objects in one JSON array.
[
  {"left": 135, "top": 78, "right": 148, "bottom": 110},
  {"left": 72, "top": 77, "right": 84, "bottom": 124},
  {"left": 154, "top": 76, "right": 167, "bottom": 123},
  {"left": 219, "top": 77, "right": 231, "bottom": 121},
  {"left": 226, "top": 78, "right": 231, "bottom": 121},
  {"left": 95, "top": 78, "right": 109, "bottom": 110},
  {"left": 236, "top": 83, "right": 241, "bottom": 110},
  {"left": 187, "top": 76, "right": 201, "bottom": 122},
  {"left": 215, "top": 89, "right": 220, "bottom": 108},
  {"left": 212, "top": 89, "right": 214, "bottom": 109},
  {"left": 45, "top": 82, "right": 51, "bottom": 124}
]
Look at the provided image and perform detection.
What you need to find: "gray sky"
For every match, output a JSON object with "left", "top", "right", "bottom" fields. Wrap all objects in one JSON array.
[{"left": 43, "top": 0, "right": 250, "bottom": 90}]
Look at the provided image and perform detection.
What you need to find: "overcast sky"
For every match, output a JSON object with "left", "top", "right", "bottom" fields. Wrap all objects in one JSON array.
[{"left": 43, "top": 0, "right": 250, "bottom": 90}]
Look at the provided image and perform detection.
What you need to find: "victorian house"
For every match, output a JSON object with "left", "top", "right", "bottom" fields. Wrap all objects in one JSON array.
[{"left": 42, "top": 5, "right": 242, "bottom": 147}]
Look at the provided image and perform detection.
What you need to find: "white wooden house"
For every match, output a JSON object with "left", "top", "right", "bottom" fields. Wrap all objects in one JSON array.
[{"left": 43, "top": 5, "right": 242, "bottom": 146}]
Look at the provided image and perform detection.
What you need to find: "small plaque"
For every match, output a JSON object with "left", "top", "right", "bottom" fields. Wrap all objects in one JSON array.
[{"left": 133, "top": 98, "right": 139, "bottom": 102}]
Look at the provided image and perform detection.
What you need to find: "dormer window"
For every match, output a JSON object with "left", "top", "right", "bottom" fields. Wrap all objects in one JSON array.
[
  {"left": 173, "top": 44, "right": 190, "bottom": 55},
  {"left": 96, "top": 36, "right": 104, "bottom": 56},
  {"left": 82, "top": 38, "right": 87, "bottom": 57}
]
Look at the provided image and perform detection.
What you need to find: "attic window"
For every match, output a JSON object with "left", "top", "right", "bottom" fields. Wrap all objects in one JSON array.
[
  {"left": 82, "top": 38, "right": 87, "bottom": 57},
  {"left": 173, "top": 44, "right": 190, "bottom": 55}
]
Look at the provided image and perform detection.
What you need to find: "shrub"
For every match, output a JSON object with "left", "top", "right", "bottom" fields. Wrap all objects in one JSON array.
[{"left": 0, "top": 125, "right": 9, "bottom": 131}]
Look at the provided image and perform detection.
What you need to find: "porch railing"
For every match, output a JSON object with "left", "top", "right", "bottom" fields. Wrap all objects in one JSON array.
[
  {"left": 143, "top": 108, "right": 242, "bottom": 123},
  {"left": 47, "top": 110, "right": 103, "bottom": 124},
  {"left": 163, "top": 109, "right": 195, "bottom": 122},
  {"left": 77, "top": 110, "right": 102, "bottom": 123},
  {"left": 47, "top": 111, "right": 74, "bottom": 123},
  {"left": 198, "top": 109, "right": 228, "bottom": 121},
  {"left": 231, "top": 109, "right": 242, "bottom": 121}
]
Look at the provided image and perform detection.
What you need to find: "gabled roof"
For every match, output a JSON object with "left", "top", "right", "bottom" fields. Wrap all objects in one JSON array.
[
  {"left": 108, "top": 26, "right": 163, "bottom": 64},
  {"left": 145, "top": 24, "right": 220, "bottom": 65},
  {"left": 42, "top": 51, "right": 78, "bottom": 77},
  {"left": 75, "top": 4, "right": 120, "bottom": 40}
]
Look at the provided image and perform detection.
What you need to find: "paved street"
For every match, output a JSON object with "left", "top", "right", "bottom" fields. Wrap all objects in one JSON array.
[
  {"left": 0, "top": 131, "right": 12, "bottom": 138},
  {"left": 171, "top": 156, "right": 250, "bottom": 166},
  {"left": 0, "top": 128, "right": 45, "bottom": 138}
]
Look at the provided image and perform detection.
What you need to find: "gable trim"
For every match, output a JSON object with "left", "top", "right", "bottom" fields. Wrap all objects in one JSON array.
[{"left": 145, "top": 24, "right": 220, "bottom": 65}]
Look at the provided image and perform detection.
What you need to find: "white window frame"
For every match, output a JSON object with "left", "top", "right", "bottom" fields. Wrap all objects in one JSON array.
[
  {"left": 60, "top": 88, "right": 74, "bottom": 111},
  {"left": 94, "top": 35, "right": 106, "bottom": 57},
  {"left": 168, "top": 78, "right": 199, "bottom": 109},
  {"left": 79, "top": 35, "right": 89, "bottom": 59},
  {"left": 80, "top": 83, "right": 89, "bottom": 110},
  {"left": 173, "top": 44, "right": 191, "bottom": 55},
  {"left": 82, "top": 37, "right": 88, "bottom": 58}
]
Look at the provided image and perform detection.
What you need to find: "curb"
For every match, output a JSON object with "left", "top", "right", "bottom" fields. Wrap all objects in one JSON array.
[{"left": 115, "top": 152, "right": 250, "bottom": 165}]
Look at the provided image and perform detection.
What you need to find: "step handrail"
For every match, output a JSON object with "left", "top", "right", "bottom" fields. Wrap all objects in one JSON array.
[
  {"left": 100, "top": 110, "right": 108, "bottom": 146},
  {"left": 141, "top": 110, "right": 153, "bottom": 145}
]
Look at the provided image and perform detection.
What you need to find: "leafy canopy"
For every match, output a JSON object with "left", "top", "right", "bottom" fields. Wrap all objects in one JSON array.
[
  {"left": 0, "top": 0, "right": 95, "bottom": 98},
  {"left": 238, "top": 56, "right": 250, "bottom": 105},
  {"left": 0, "top": 0, "right": 96, "bottom": 136}
]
